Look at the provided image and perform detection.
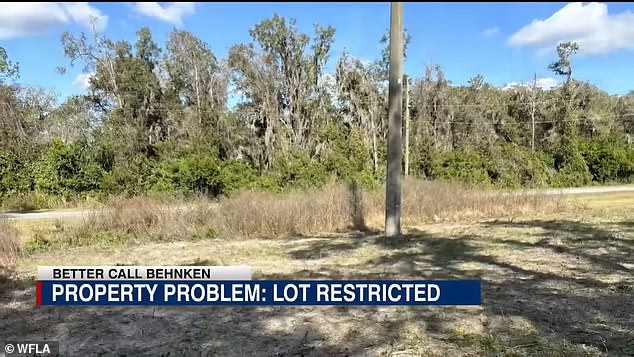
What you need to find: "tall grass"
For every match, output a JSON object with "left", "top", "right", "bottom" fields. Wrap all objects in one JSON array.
[
  {"left": 0, "top": 218, "right": 20, "bottom": 268},
  {"left": 20, "top": 178, "right": 570, "bottom": 252},
  {"left": 396, "top": 178, "right": 566, "bottom": 223}
]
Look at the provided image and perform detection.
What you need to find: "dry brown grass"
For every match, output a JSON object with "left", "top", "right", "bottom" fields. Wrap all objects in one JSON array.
[
  {"left": 59, "top": 197, "right": 217, "bottom": 247},
  {"left": 48, "top": 178, "right": 571, "bottom": 246},
  {"left": 213, "top": 179, "right": 570, "bottom": 238},
  {"left": 367, "top": 178, "right": 569, "bottom": 226},
  {"left": 0, "top": 218, "right": 20, "bottom": 268},
  {"left": 86, "top": 197, "right": 190, "bottom": 238},
  {"left": 213, "top": 183, "right": 355, "bottom": 238}
]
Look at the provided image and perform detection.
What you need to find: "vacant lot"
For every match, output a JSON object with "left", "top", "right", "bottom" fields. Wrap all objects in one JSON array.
[{"left": 0, "top": 183, "right": 632, "bottom": 356}]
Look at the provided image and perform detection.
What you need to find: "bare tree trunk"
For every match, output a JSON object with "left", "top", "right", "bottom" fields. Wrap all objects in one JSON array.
[
  {"left": 531, "top": 73, "right": 537, "bottom": 150},
  {"left": 106, "top": 56, "right": 123, "bottom": 109},
  {"left": 194, "top": 61, "right": 202, "bottom": 126},
  {"left": 371, "top": 118, "right": 378, "bottom": 174},
  {"left": 403, "top": 74, "right": 410, "bottom": 176}
]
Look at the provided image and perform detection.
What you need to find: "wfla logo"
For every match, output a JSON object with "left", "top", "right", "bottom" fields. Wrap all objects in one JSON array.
[{"left": 4, "top": 341, "right": 59, "bottom": 356}]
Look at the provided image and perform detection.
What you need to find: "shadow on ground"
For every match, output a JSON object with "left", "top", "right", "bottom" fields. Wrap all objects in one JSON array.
[{"left": 0, "top": 219, "right": 632, "bottom": 356}]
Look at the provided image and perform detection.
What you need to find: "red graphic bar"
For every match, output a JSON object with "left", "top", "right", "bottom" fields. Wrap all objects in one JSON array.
[{"left": 36, "top": 280, "right": 42, "bottom": 305}]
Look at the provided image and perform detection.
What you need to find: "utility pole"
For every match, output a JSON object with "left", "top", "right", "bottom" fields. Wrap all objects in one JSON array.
[
  {"left": 403, "top": 74, "right": 410, "bottom": 176},
  {"left": 385, "top": 2, "right": 403, "bottom": 237}
]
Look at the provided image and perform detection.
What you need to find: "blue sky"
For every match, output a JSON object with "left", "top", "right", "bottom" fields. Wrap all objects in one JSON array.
[{"left": 2, "top": 2, "right": 634, "bottom": 103}]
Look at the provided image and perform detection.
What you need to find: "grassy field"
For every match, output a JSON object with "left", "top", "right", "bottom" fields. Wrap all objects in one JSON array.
[{"left": 0, "top": 181, "right": 632, "bottom": 356}]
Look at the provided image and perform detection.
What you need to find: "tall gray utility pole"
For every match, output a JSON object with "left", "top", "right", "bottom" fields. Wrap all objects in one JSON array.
[{"left": 385, "top": 2, "right": 403, "bottom": 237}]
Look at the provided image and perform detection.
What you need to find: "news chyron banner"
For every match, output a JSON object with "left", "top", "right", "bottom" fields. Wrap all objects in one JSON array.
[{"left": 36, "top": 266, "right": 481, "bottom": 306}]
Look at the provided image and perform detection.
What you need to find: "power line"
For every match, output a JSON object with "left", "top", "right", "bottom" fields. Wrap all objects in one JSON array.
[
  {"left": 408, "top": 99, "right": 558, "bottom": 108},
  {"left": 254, "top": 112, "right": 634, "bottom": 130},
  {"left": 419, "top": 113, "right": 634, "bottom": 125},
  {"left": 26, "top": 114, "right": 631, "bottom": 133},
  {"left": 31, "top": 96, "right": 628, "bottom": 111},
  {"left": 7, "top": 83, "right": 633, "bottom": 113},
  {"left": 6, "top": 99, "right": 633, "bottom": 129}
]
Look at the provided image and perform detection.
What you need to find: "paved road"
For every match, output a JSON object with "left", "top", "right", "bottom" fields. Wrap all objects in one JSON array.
[
  {"left": 499, "top": 184, "right": 634, "bottom": 197},
  {"left": 1, "top": 210, "right": 93, "bottom": 221},
  {"left": 0, "top": 204, "right": 195, "bottom": 221},
  {"left": 1, "top": 185, "right": 633, "bottom": 221}
]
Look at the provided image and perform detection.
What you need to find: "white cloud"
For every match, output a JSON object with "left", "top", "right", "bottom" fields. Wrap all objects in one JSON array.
[
  {"left": 61, "top": 3, "right": 107, "bottom": 31},
  {"left": 0, "top": 2, "right": 107, "bottom": 39},
  {"left": 502, "top": 77, "right": 561, "bottom": 91},
  {"left": 359, "top": 58, "right": 373, "bottom": 67},
  {"left": 535, "top": 77, "right": 560, "bottom": 90},
  {"left": 482, "top": 27, "right": 499, "bottom": 38},
  {"left": 133, "top": 2, "right": 195, "bottom": 26},
  {"left": 508, "top": 2, "right": 634, "bottom": 55},
  {"left": 72, "top": 73, "right": 93, "bottom": 90}
]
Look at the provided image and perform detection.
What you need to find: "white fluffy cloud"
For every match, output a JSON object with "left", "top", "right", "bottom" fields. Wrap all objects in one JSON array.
[
  {"left": 133, "top": 2, "right": 195, "bottom": 26},
  {"left": 535, "top": 77, "right": 560, "bottom": 90},
  {"left": 72, "top": 73, "right": 93, "bottom": 90},
  {"left": 0, "top": 2, "right": 107, "bottom": 39},
  {"left": 508, "top": 2, "right": 634, "bottom": 55},
  {"left": 482, "top": 27, "right": 499, "bottom": 38},
  {"left": 503, "top": 77, "right": 561, "bottom": 91}
]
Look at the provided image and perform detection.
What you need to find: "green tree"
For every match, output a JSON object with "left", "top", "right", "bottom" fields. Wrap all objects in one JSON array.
[
  {"left": 61, "top": 27, "right": 168, "bottom": 160},
  {"left": 228, "top": 15, "right": 336, "bottom": 169},
  {"left": 335, "top": 53, "right": 383, "bottom": 174},
  {"left": 548, "top": 42, "right": 579, "bottom": 84},
  {"left": 0, "top": 47, "right": 19, "bottom": 83}
]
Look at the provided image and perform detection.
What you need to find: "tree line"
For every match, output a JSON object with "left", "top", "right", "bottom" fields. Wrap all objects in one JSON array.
[{"left": 1, "top": 15, "right": 633, "bottom": 205}]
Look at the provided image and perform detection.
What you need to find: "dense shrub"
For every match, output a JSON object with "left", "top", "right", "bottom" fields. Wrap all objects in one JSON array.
[
  {"left": 0, "top": 151, "right": 32, "bottom": 195},
  {"left": 578, "top": 137, "right": 634, "bottom": 183},
  {"left": 551, "top": 151, "right": 593, "bottom": 188},
  {"left": 1, "top": 134, "right": 632, "bottom": 207},
  {"left": 431, "top": 146, "right": 491, "bottom": 185},
  {"left": 101, "top": 155, "right": 154, "bottom": 196},
  {"left": 319, "top": 123, "right": 379, "bottom": 189},
  {"left": 274, "top": 151, "right": 330, "bottom": 190},
  {"left": 485, "top": 144, "right": 555, "bottom": 188},
  {"left": 150, "top": 155, "right": 264, "bottom": 197},
  {"left": 35, "top": 138, "right": 104, "bottom": 197}
]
